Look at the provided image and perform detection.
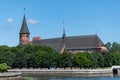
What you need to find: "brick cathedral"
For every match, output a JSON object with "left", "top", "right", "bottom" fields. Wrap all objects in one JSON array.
[{"left": 19, "top": 15, "right": 108, "bottom": 53}]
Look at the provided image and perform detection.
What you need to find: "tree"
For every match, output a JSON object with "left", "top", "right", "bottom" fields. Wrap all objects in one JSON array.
[
  {"left": 111, "top": 42, "right": 119, "bottom": 52},
  {"left": 0, "top": 63, "right": 10, "bottom": 72},
  {"left": 108, "top": 52, "right": 120, "bottom": 65},
  {"left": 12, "top": 48, "right": 27, "bottom": 68},
  {"left": 59, "top": 52, "right": 73, "bottom": 69},
  {"left": 86, "top": 53, "right": 96, "bottom": 68},
  {"left": 0, "top": 46, "right": 15, "bottom": 67},
  {"left": 105, "top": 42, "right": 111, "bottom": 51},
  {"left": 33, "top": 50, "right": 44, "bottom": 68},
  {"left": 0, "top": 51, "right": 15, "bottom": 67},
  {"left": 3, "top": 43, "right": 120, "bottom": 69},
  {"left": 103, "top": 54, "right": 112, "bottom": 67},
  {"left": 92, "top": 53, "right": 104, "bottom": 68},
  {"left": 74, "top": 53, "right": 91, "bottom": 69},
  {"left": 47, "top": 52, "right": 60, "bottom": 68}
]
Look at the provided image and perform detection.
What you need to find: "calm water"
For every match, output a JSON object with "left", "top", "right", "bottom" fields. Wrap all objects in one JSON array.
[{"left": 22, "top": 73, "right": 120, "bottom": 80}]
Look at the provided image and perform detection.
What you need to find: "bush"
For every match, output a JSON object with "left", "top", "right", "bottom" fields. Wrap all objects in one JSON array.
[{"left": 0, "top": 63, "right": 10, "bottom": 72}]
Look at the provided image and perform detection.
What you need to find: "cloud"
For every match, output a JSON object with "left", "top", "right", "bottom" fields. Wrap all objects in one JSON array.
[
  {"left": 7, "top": 18, "right": 13, "bottom": 23},
  {"left": 28, "top": 19, "right": 38, "bottom": 24}
]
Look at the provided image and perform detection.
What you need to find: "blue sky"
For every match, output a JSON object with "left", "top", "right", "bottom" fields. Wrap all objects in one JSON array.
[{"left": 0, "top": 0, "right": 120, "bottom": 46}]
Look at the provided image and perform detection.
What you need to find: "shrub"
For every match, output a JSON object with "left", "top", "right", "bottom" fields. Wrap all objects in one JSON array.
[{"left": 0, "top": 63, "right": 10, "bottom": 72}]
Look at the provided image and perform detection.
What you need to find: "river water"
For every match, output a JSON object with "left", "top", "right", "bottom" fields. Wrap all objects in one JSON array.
[{"left": 22, "top": 74, "right": 120, "bottom": 80}]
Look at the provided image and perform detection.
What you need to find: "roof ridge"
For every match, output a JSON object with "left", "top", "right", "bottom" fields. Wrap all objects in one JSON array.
[
  {"left": 35, "top": 34, "right": 98, "bottom": 40},
  {"left": 66, "top": 34, "right": 97, "bottom": 38}
]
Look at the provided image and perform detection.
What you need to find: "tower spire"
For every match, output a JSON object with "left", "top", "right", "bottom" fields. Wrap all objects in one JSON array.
[
  {"left": 62, "top": 21, "right": 66, "bottom": 39},
  {"left": 20, "top": 8, "right": 29, "bottom": 34},
  {"left": 20, "top": 14, "right": 29, "bottom": 34},
  {"left": 19, "top": 8, "right": 30, "bottom": 45}
]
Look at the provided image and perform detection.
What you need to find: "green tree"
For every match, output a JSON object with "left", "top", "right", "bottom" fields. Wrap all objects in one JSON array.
[
  {"left": 0, "top": 51, "right": 15, "bottom": 67},
  {"left": 105, "top": 42, "right": 111, "bottom": 51},
  {"left": 12, "top": 48, "right": 27, "bottom": 68},
  {"left": 0, "top": 46, "right": 15, "bottom": 67},
  {"left": 103, "top": 54, "right": 112, "bottom": 67},
  {"left": 33, "top": 50, "right": 45, "bottom": 68},
  {"left": 85, "top": 53, "right": 96, "bottom": 68},
  {"left": 0, "top": 63, "right": 10, "bottom": 72},
  {"left": 108, "top": 52, "right": 120, "bottom": 65},
  {"left": 74, "top": 53, "right": 90, "bottom": 69},
  {"left": 111, "top": 42, "right": 119, "bottom": 52},
  {"left": 59, "top": 52, "right": 73, "bottom": 69},
  {"left": 92, "top": 53, "right": 104, "bottom": 68}
]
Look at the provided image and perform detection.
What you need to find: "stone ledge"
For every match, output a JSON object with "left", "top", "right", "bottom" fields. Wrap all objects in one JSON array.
[{"left": 0, "top": 72, "right": 21, "bottom": 77}]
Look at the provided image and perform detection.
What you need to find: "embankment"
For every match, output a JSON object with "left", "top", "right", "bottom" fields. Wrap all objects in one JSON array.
[
  {"left": 0, "top": 72, "right": 22, "bottom": 80},
  {"left": 8, "top": 68, "right": 112, "bottom": 76}
]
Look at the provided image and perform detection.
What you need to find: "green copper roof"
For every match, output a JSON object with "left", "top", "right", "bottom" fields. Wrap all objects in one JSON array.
[{"left": 20, "top": 15, "right": 30, "bottom": 34}]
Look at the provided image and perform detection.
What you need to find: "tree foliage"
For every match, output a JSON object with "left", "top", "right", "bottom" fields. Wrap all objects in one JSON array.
[
  {"left": 105, "top": 42, "right": 120, "bottom": 52},
  {"left": 0, "top": 63, "right": 10, "bottom": 72},
  {"left": 0, "top": 42, "right": 120, "bottom": 69}
]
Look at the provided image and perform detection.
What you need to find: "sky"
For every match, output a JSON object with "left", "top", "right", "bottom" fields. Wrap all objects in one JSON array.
[{"left": 0, "top": 0, "right": 120, "bottom": 46}]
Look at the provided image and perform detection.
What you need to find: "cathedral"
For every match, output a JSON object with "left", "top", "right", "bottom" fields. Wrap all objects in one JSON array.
[{"left": 19, "top": 15, "right": 108, "bottom": 53}]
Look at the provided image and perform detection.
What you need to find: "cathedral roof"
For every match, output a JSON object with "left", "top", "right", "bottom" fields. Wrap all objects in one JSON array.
[
  {"left": 32, "top": 35, "right": 104, "bottom": 52},
  {"left": 20, "top": 15, "right": 30, "bottom": 34}
]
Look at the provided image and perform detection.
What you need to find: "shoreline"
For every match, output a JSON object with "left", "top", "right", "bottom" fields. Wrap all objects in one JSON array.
[
  {"left": 0, "top": 72, "right": 21, "bottom": 77},
  {"left": 8, "top": 68, "right": 113, "bottom": 75},
  {"left": 0, "top": 72, "right": 22, "bottom": 80}
]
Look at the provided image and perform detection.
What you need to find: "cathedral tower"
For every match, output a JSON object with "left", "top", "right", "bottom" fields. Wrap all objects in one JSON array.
[{"left": 19, "top": 15, "right": 30, "bottom": 45}]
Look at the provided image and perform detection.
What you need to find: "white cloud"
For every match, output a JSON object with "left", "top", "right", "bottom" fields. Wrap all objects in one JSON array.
[
  {"left": 28, "top": 19, "right": 38, "bottom": 24},
  {"left": 7, "top": 18, "right": 13, "bottom": 23}
]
